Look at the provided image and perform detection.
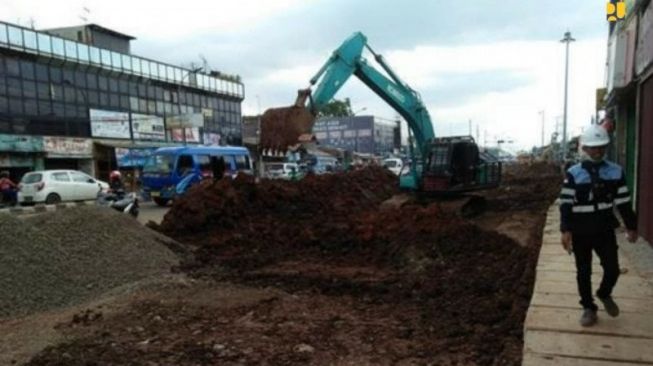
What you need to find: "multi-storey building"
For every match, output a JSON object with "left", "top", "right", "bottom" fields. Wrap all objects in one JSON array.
[{"left": 0, "top": 21, "right": 244, "bottom": 179}]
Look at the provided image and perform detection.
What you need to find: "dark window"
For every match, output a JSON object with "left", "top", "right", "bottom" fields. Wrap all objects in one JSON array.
[
  {"left": 0, "top": 96, "right": 7, "bottom": 114},
  {"left": 176, "top": 155, "right": 194, "bottom": 176},
  {"left": 120, "top": 95, "right": 129, "bottom": 109},
  {"left": 6, "top": 58, "right": 20, "bottom": 77},
  {"left": 109, "top": 93, "right": 119, "bottom": 107},
  {"left": 99, "top": 92, "right": 109, "bottom": 106},
  {"left": 138, "top": 83, "right": 147, "bottom": 97},
  {"left": 9, "top": 97, "right": 23, "bottom": 114},
  {"left": 38, "top": 99, "right": 52, "bottom": 115},
  {"left": 179, "top": 91, "right": 187, "bottom": 104},
  {"left": 20, "top": 61, "right": 35, "bottom": 80},
  {"left": 77, "top": 30, "right": 83, "bottom": 42},
  {"left": 64, "top": 86, "right": 76, "bottom": 103},
  {"left": 118, "top": 79, "right": 128, "bottom": 94},
  {"left": 65, "top": 103, "right": 79, "bottom": 118},
  {"left": 98, "top": 76, "right": 108, "bottom": 91},
  {"left": 22, "top": 80, "right": 36, "bottom": 99},
  {"left": 77, "top": 90, "right": 88, "bottom": 104},
  {"left": 201, "top": 96, "right": 208, "bottom": 108},
  {"left": 86, "top": 73, "right": 97, "bottom": 89},
  {"left": 49, "top": 66, "right": 62, "bottom": 83},
  {"left": 35, "top": 63, "right": 49, "bottom": 82},
  {"left": 193, "top": 93, "right": 200, "bottom": 106},
  {"left": 23, "top": 98, "right": 37, "bottom": 115},
  {"left": 52, "top": 102, "right": 64, "bottom": 116},
  {"left": 7, "top": 78, "right": 22, "bottom": 97},
  {"left": 0, "top": 56, "right": 5, "bottom": 76},
  {"left": 87, "top": 91, "right": 99, "bottom": 106},
  {"left": 147, "top": 85, "right": 156, "bottom": 99},
  {"left": 63, "top": 68, "right": 74, "bottom": 85},
  {"left": 74, "top": 70, "right": 86, "bottom": 87},
  {"left": 109, "top": 78, "right": 118, "bottom": 93},
  {"left": 156, "top": 101, "right": 164, "bottom": 114},
  {"left": 129, "top": 81, "right": 137, "bottom": 95}
]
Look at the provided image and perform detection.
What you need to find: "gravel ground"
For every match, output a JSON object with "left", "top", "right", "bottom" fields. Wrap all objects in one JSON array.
[{"left": 0, "top": 206, "right": 180, "bottom": 318}]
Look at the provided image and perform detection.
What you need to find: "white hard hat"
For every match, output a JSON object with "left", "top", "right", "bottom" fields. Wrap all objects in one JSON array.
[{"left": 581, "top": 125, "right": 610, "bottom": 147}]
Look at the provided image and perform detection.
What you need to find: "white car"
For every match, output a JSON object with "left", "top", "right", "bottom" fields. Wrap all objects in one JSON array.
[
  {"left": 18, "top": 170, "right": 106, "bottom": 205},
  {"left": 265, "top": 163, "right": 300, "bottom": 179},
  {"left": 383, "top": 158, "right": 403, "bottom": 176}
]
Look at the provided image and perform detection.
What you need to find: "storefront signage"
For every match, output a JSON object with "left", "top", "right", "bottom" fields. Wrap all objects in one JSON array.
[
  {"left": 0, "top": 153, "right": 36, "bottom": 167},
  {"left": 115, "top": 147, "right": 157, "bottom": 168},
  {"left": 170, "top": 128, "right": 201, "bottom": 143},
  {"left": 203, "top": 132, "right": 221, "bottom": 145},
  {"left": 90, "top": 109, "right": 131, "bottom": 139},
  {"left": 0, "top": 134, "right": 43, "bottom": 152},
  {"left": 636, "top": 1, "right": 653, "bottom": 76},
  {"left": 166, "top": 113, "right": 204, "bottom": 129},
  {"left": 131, "top": 113, "right": 165, "bottom": 141},
  {"left": 43, "top": 136, "right": 92, "bottom": 158}
]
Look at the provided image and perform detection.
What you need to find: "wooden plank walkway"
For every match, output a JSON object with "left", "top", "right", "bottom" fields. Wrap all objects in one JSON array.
[{"left": 522, "top": 204, "right": 653, "bottom": 365}]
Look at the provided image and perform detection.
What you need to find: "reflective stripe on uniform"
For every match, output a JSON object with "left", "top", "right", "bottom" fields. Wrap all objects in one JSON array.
[
  {"left": 572, "top": 205, "right": 595, "bottom": 213},
  {"left": 559, "top": 199, "right": 574, "bottom": 204},
  {"left": 561, "top": 188, "right": 575, "bottom": 196},
  {"left": 597, "top": 202, "right": 613, "bottom": 210},
  {"left": 615, "top": 197, "right": 631, "bottom": 205},
  {"left": 618, "top": 186, "right": 629, "bottom": 194}
]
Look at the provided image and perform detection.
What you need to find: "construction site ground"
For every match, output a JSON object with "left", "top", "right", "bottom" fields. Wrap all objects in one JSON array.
[{"left": 1, "top": 164, "right": 562, "bottom": 365}]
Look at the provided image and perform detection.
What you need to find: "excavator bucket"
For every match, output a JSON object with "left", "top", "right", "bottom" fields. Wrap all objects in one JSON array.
[{"left": 259, "top": 89, "right": 316, "bottom": 156}]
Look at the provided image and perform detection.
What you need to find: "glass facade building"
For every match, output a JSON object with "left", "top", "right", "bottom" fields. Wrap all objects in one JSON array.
[
  {"left": 313, "top": 116, "right": 400, "bottom": 156},
  {"left": 0, "top": 20, "right": 245, "bottom": 178}
]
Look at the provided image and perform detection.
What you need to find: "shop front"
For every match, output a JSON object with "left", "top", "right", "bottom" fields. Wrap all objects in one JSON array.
[
  {"left": 0, "top": 134, "right": 44, "bottom": 181},
  {"left": 43, "top": 136, "right": 95, "bottom": 176}
]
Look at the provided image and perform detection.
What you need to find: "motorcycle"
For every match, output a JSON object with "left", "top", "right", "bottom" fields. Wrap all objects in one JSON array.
[{"left": 96, "top": 190, "right": 139, "bottom": 218}]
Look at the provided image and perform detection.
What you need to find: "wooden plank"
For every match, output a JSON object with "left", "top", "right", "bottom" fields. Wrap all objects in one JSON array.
[
  {"left": 534, "top": 280, "right": 653, "bottom": 299},
  {"left": 524, "top": 330, "right": 653, "bottom": 363},
  {"left": 522, "top": 352, "right": 651, "bottom": 366},
  {"left": 525, "top": 307, "right": 653, "bottom": 339},
  {"left": 529, "top": 292, "right": 653, "bottom": 314},
  {"left": 535, "top": 271, "right": 651, "bottom": 290},
  {"left": 537, "top": 261, "right": 577, "bottom": 272},
  {"left": 537, "top": 254, "right": 633, "bottom": 268}
]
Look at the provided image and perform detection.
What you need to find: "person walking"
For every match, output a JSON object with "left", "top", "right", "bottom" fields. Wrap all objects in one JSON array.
[
  {"left": 0, "top": 171, "right": 17, "bottom": 206},
  {"left": 559, "top": 124, "right": 638, "bottom": 327}
]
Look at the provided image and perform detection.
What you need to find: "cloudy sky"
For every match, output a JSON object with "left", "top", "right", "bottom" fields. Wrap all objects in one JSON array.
[{"left": 1, "top": 0, "right": 610, "bottom": 151}]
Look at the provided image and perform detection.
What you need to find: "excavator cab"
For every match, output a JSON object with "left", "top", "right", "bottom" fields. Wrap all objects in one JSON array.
[{"left": 422, "top": 136, "right": 501, "bottom": 194}]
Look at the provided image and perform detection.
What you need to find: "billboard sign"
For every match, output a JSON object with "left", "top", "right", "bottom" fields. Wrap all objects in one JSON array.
[
  {"left": 90, "top": 109, "right": 130, "bottom": 139},
  {"left": 131, "top": 113, "right": 165, "bottom": 141},
  {"left": 166, "top": 113, "right": 204, "bottom": 129},
  {"left": 313, "top": 116, "right": 375, "bottom": 154}
]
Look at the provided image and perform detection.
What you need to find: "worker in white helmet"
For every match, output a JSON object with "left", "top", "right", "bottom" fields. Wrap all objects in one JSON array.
[{"left": 559, "top": 124, "right": 638, "bottom": 327}]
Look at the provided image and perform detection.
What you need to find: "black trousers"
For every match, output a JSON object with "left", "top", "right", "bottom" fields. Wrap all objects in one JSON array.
[{"left": 571, "top": 231, "right": 620, "bottom": 311}]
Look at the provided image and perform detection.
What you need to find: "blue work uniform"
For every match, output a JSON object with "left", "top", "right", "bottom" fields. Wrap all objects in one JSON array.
[{"left": 559, "top": 160, "right": 637, "bottom": 311}]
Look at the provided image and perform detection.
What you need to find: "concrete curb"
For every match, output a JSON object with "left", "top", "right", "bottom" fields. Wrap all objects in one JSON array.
[{"left": 0, "top": 200, "right": 96, "bottom": 216}]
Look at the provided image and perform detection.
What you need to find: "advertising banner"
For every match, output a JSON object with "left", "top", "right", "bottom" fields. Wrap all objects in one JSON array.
[
  {"left": 90, "top": 109, "right": 130, "bottom": 139},
  {"left": 115, "top": 147, "right": 157, "bottom": 168},
  {"left": 313, "top": 116, "right": 375, "bottom": 154},
  {"left": 170, "top": 128, "right": 201, "bottom": 143},
  {"left": 131, "top": 113, "right": 165, "bottom": 141},
  {"left": 166, "top": 113, "right": 204, "bottom": 129},
  {"left": 43, "top": 136, "right": 92, "bottom": 158}
]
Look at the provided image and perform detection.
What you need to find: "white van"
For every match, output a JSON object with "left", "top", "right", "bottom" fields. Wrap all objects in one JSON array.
[
  {"left": 265, "top": 162, "right": 300, "bottom": 179},
  {"left": 383, "top": 158, "right": 403, "bottom": 175}
]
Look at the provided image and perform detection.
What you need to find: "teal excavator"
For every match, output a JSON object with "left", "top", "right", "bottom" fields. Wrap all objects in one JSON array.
[{"left": 260, "top": 32, "right": 501, "bottom": 212}]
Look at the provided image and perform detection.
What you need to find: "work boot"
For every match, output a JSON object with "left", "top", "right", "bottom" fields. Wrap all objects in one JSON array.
[
  {"left": 580, "top": 309, "right": 598, "bottom": 327},
  {"left": 598, "top": 296, "right": 620, "bottom": 317}
]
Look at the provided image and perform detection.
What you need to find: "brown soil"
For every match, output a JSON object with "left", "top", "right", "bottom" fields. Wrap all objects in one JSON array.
[{"left": 19, "top": 163, "right": 561, "bottom": 366}]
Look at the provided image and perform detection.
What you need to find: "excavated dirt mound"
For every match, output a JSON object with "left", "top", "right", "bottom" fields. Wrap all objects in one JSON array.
[
  {"left": 259, "top": 104, "right": 315, "bottom": 153},
  {"left": 25, "top": 164, "right": 561, "bottom": 365},
  {"left": 0, "top": 207, "right": 180, "bottom": 318}
]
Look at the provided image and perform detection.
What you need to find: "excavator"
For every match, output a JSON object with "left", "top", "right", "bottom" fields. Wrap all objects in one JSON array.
[{"left": 259, "top": 32, "right": 501, "bottom": 216}]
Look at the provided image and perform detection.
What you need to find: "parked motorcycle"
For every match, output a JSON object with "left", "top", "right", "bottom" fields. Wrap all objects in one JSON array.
[{"left": 96, "top": 190, "right": 139, "bottom": 218}]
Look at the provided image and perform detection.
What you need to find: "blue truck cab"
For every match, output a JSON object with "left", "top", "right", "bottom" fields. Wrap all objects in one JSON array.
[{"left": 141, "top": 146, "right": 252, "bottom": 206}]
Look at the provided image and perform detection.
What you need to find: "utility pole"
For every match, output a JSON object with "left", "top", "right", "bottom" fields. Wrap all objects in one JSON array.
[
  {"left": 560, "top": 31, "right": 575, "bottom": 162},
  {"left": 468, "top": 119, "right": 472, "bottom": 136},
  {"left": 539, "top": 110, "right": 545, "bottom": 147}
]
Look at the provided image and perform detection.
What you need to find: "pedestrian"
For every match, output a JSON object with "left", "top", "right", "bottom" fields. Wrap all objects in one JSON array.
[
  {"left": 559, "top": 124, "right": 638, "bottom": 327},
  {"left": 0, "top": 170, "right": 17, "bottom": 205}
]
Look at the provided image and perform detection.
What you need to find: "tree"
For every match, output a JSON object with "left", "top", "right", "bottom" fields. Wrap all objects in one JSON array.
[{"left": 317, "top": 98, "right": 353, "bottom": 117}]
